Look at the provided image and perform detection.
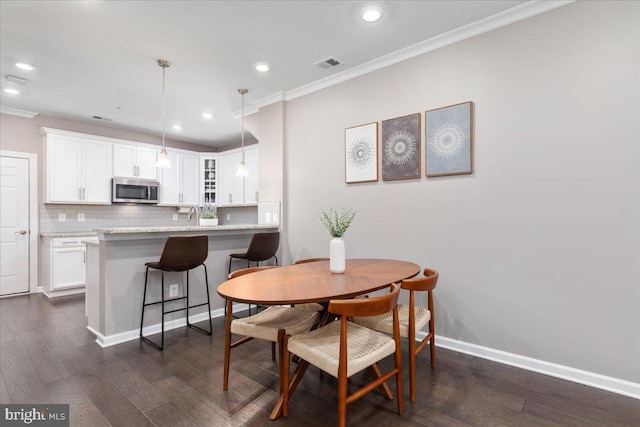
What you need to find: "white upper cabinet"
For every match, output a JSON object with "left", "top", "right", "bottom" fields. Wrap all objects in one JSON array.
[
  {"left": 217, "top": 146, "right": 259, "bottom": 206},
  {"left": 158, "top": 151, "right": 199, "bottom": 206},
  {"left": 244, "top": 146, "right": 259, "bottom": 204},
  {"left": 44, "top": 131, "right": 112, "bottom": 204},
  {"left": 113, "top": 144, "right": 158, "bottom": 180},
  {"left": 218, "top": 150, "right": 244, "bottom": 206}
]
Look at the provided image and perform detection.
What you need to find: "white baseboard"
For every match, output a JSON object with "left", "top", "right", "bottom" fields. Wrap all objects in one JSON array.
[
  {"left": 422, "top": 333, "right": 640, "bottom": 400},
  {"left": 86, "top": 309, "right": 638, "bottom": 400},
  {"left": 87, "top": 304, "right": 248, "bottom": 348}
]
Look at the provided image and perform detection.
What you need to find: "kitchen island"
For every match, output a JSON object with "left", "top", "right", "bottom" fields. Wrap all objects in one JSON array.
[{"left": 86, "top": 224, "right": 279, "bottom": 347}]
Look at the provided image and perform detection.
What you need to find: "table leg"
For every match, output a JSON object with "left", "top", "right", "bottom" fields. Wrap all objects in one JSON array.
[
  {"left": 368, "top": 364, "right": 394, "bottom": 399},
  {"left": 270, "top": 358, "right": 310, "bottom": 420}
]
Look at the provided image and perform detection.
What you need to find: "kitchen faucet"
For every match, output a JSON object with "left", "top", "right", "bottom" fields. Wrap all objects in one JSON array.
[{"left": 187, "top": 206, "right": 200, "bottom": 224}]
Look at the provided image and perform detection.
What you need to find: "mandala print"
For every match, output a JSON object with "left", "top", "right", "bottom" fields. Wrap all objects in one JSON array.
[
  {"left": 430, "top": 123, "right": 465, "bottom": 159},
  {"left": 347, "top": 137, "right": 375, "bottom": 169},
  {"left": 384, "top": 130, "right": 417, "bottom": 165}
]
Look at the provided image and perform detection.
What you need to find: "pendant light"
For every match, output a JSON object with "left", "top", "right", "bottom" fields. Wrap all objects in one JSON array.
[
  {"left": 156, "top": 59, "right": 172, "bottom": 168},
  {"left": 236, "top": 88, "right": 249, "bottom": 176}
]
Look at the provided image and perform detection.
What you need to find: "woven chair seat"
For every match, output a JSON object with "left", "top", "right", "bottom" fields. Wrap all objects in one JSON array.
[
  {"left": 293, "top": 302, "right": 324, "bottom": 312},
  {"left": 231, "top": 306, "right": 319, "bottom": 342},
  {"left": 287, "top": 320, "right": 395, "bottom": 379},
  {"left": 352, "top": 304, "right": 430, "bottom": 338}
]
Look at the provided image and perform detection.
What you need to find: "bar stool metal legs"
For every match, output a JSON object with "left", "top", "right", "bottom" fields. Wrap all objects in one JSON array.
[{"left": 140, "top": 263, "right": 213, "bottom": 351}]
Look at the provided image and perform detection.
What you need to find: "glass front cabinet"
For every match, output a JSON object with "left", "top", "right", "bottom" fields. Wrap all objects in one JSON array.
[{"left": 200, "top": 155, "right": 218, "bottom": 205}]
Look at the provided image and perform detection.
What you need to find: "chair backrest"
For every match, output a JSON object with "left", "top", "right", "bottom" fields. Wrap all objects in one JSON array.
[
  {"left": 328, "top": 283, "right": 400, "bottom": 317},
  {"left": 293, "top": 258, "right": 329, "bottom": 265},
  {"left": 158, "top": 235, "right": 208, "bottom": 271},
  {"left": 246, "top": 231, "right": 280, "bottom": 262},
  {"left": 227, "top": 265, "right": 280, "bottom": 280},
  {"left": 400, "top": 268, "right": 438, "bottom": 292}
]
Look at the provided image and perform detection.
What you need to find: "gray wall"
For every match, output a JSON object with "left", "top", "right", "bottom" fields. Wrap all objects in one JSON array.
[{"left": 272, "top": 1, "right": 639, "bottom": 383}]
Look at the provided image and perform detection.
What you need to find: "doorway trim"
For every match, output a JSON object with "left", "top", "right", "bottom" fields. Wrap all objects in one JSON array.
[{"left": 1, "top": 150, "right": 39, "bottom": 293}]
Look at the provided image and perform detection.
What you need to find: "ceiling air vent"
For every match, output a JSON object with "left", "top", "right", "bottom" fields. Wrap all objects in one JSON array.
[
  {"left": 314, "top": 57, "right": 341, "bottom": 70},
  {"left": 92, "top": 115, "right": 112, "bottom": 122}
]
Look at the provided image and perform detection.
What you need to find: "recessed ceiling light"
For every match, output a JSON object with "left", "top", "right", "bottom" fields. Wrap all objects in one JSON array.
[
  {"left": 15, "top": 62, "right": 35, "bottom": 71},
  {"left": 202, "top": 112, "right": 213, "bottom": 119},
  {"left": 362, "top": 7, "right": 382, "bottom": 23},
  {"left": 172, "top": 124, "right": 182, "bottom": 130},
  {"left": 3, "top": 88, "right": 20, "bottom": 95},
  {"left": 255, "top": 63, "right": 270, "bottom": 72}
]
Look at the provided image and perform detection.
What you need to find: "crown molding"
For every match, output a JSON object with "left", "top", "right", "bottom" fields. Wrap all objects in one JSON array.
[
  {"left": 283, "top": 0, "right": 574, "bottom": 102},
  {"left": 0, "top": 106, "right": 39, "bottom": 118}
]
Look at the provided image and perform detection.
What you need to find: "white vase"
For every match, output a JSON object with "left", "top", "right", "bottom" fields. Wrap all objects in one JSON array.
[
  {"left": 199, "top": 218, "right": 218, "bottom": 226},
  {"left": 330, "top": 237, "right": 346, "bottom": 273}
]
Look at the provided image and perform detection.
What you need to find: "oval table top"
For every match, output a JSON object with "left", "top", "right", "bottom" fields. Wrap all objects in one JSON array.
[{"left": 217, "top": 258, "right": 421, "bottom": 305}]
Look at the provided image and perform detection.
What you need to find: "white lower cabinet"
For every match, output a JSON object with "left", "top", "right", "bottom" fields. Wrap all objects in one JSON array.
[{"left": 42, "top": 236, "right": 98, "bottom": 298}]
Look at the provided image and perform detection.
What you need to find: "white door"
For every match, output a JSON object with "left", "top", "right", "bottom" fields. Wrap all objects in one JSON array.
[{"left": 0, "top": 156, "right": 30, "bottom": 296}]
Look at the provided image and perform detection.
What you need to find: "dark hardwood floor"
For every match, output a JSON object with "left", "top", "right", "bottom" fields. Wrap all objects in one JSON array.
[{"left": 1, "top": 293, "right": 638, "bottom": 426}]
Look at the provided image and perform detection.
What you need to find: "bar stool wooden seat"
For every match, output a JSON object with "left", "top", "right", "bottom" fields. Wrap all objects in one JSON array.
[{"left": 140, "top": 235, "right": 213, "bottom": 351}]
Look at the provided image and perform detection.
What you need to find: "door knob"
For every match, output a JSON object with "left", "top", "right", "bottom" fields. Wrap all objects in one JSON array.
[{"left": 15, "top": 230, "right": 27, "bottom": 235}]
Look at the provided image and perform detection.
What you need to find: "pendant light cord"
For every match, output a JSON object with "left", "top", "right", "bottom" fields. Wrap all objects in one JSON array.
[
  {"left": 241, "top": 90, "right": 245, "bottom": 163},
  {"left": 162, "top": 65, "right": 166, "bottom": 151}
]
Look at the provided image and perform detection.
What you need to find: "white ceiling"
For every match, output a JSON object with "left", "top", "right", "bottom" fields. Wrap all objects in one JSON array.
[{"left": 0, "top": 0, "right": 534, "bottom": 148}]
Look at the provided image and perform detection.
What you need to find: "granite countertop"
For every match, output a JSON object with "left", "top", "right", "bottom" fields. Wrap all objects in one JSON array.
[
  {"left": 40, "top": 232, "right": 98, "bottom": 238},
  {"left": 94, "top": 224, "right": 279, "bottom": 234}
]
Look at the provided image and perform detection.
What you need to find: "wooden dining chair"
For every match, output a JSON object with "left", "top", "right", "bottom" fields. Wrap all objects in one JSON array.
[
  {"left": 223, "top": 266, "right": 320, "bottom": 395},
  {"left": 282, "top": 283, "right": 403, "bottom": 427},
  {"left": 352, "top": 268, "right": 438, "bottom": 402},
  {"left": 290, "top": 258, "right": 330, "bottom": 312}
]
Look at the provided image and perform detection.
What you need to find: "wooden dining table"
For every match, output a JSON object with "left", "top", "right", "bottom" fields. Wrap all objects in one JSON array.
[{"left": 217, "top": 258, "right": 421, "bottom": 419}]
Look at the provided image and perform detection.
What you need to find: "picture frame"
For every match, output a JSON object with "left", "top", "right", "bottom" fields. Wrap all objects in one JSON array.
[
  {"left": 345, "top": 122, "right": 378, "bottom": 183},
  {"left": 381, "top": 113, "right": 421, "bottom": 181},
  {"left": 425, "top": 101, "right": 473, "bottom": 177}
]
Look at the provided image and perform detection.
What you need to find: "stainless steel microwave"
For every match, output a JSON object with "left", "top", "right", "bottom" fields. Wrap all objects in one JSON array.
[{"left": 112, "top": 177, "right": 159, "bottom": 204}]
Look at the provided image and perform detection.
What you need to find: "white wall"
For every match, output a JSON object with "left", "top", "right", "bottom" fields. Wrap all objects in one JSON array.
[{"left": 276, "top": 1, "right": 639, "bottom": 383}]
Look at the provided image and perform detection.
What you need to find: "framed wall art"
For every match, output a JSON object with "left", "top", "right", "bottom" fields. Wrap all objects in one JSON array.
[
  {"left": 425, "top": 101, "right": 473, "bottom": 177},
  {"left": 345, "top": 122, "right": 378, "bottom": 183},
  {"left": 381, "top": 113, "right": 420, "bottom": 181}
]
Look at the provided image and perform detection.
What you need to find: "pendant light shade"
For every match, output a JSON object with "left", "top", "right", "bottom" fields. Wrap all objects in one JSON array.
[
  {"left": 236, "top": 88, "right": 249, "bottom": 176},
  {"left": 156, "top": 59, "right": 172, "bottom": 168}
]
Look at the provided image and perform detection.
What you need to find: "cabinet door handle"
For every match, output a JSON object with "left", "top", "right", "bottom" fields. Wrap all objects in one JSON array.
[
  {"left": 255, "top": 191, "right": 259, "bottom": 202},
  {"left": 228, "top": 193, "right": 232, "bottom": 203},
  {"left": 79, "top": 188, "right": 82, "bottom": 199},
  {"left": 82, "top": 188, "right": 86, "bottom": 199},
  {"left": 15, "top": 230, "right": 27, "bottom": 235}
]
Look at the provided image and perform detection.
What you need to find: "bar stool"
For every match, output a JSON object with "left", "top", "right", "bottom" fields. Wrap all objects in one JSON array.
[
  {"left": 228, "top": 231, "right": 280, "bottom": 275},
  {"left": 140, "top": 235, "right": 213, "bottom": 351}
]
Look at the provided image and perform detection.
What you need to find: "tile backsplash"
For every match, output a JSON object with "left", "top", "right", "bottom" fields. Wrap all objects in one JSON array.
[{"left": 39, "top": 204, "right": 259, "bottom": 234}]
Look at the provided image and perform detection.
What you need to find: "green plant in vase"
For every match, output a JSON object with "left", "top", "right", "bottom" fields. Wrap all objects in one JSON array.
[
  {"left": 200, "top": 205, "right": 218, "bottom": 225},
  {"left": 318, "top": 208, "right": 355, "bottom": 273}
]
